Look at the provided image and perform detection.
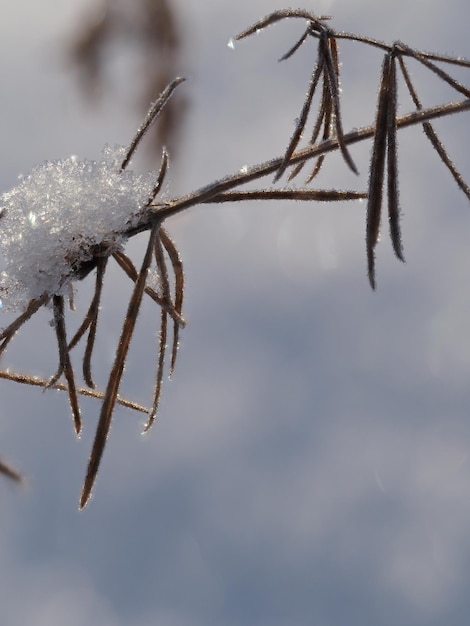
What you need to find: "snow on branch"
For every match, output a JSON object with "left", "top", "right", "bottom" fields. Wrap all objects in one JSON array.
[
  {"left": 0, "top": 10, "right": 469, "bottom": 508},
  {"left": 0, "top": 146, "right": 155, "bottom": 311}
]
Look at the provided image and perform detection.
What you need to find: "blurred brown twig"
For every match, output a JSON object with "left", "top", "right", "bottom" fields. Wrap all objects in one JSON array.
[{"left": 69, "top": 0, "right": 187, "bottom": 160}]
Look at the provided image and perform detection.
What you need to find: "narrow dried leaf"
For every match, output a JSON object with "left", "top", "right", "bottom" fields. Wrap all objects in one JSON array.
[
  {"left": 80, "top": 225, "right": 159, "bottom": 509},
  {"left": 121, "top": 78, "right": 185, "bottom": 170},
  {"left": 0, "top": 294, "right": 48, "bottom": 356},
  {"left": 399, "top": 56, "right": 470, "bottom": 201},
  {"left": 367, "top": 53, "right": 393, "bottom": 289},
  {"left": 279, "top": 28, "right": 310, "bottom": 61},
  {"left": 82, "top": 257, "right": 107, "bottom": 388},
  {"left": 147, "top": 149, "right": 169, "bottom": 203},
  {"left": 321, "top": 36, "right": 358, "bottom": 175},
  {"left": 288, "top": 74, "right": 331, "bottom": 182},
  {"left": 142, "top": 234, "right": 170, "bottom": 433},
  {"left": 205, "top": 189, "right": 367, "bottom": 202},
  {"left": 386, "top": 55, "right": 404, "bottom": 262},
  {"left": 401, "top": 44, "right": 470, "bottom": 99},
  {"left": 145, "top": 308, "right": 167, "bottom": 433},
  {"left": 274, "top": 55, "right": 325, "bottom": 182},
  {"left": 0, "top": 370, "right": 149, "bottom": 413},
  {"left": 113, "top": 250, "right": 184, "bottom": 324},
  {"left": 49, "top": 295, "right": 82, "bottom": 434},
  {"left": 160, "top": 228, "right": 185, "bottom": 375},
  {"left": 235, "top": 10, "right": 330, "bottom": 42}
]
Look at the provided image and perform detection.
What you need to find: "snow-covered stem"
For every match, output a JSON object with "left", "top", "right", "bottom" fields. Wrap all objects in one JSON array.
[{"left": 1, "top": 8, "right": 470, "bottom": 508}]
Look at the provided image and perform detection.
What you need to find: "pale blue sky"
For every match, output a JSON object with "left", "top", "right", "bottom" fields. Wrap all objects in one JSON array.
[{"left": 1, "top": 1, "right": 470, "bottom": 625}]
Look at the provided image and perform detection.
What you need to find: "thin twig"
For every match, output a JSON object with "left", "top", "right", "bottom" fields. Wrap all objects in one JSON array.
[
  {"left": 0, "top": 458, "right": 23, "bottom": 483},
  {"left": 204, "top": 190, "right": 367, "bottom": 202},
  {"left": 160, "top": 229, "right": 185, "bottom": 375},
  {"left": 386, "top": 53, "right": 404, "bottom": 264},
  {"left": 398, "top": 56, "right": 470, "bottom": 201},
  {"left": 47, "top": 295, "right": 82, "bottom": 434},
  {"left": 1, "top": 13, "right": 470, "bottom": 508},
  {"left": 80, "top": 224, "right": 160, "bottom": 509},
  {"left": 274, "top": 49, "right": 325, "bottom": 181},
  {"left": 137, "top": 99, "right": 470, "bottom": 228},
  {"left": 367, "top": 53, "right": 393, "bottom": 289},
  {"left": 0, "top": 369, "right": 149, "bottom": 412},
  {"left": 121, "top": 78, "right": 185, "bottom": 170},
  {"left": 0, "top": 294, "right": 49, "bottom": 356},
  {"left": 144, "top": 233, "right": 170, "bottom": 433},
  {"left": 235, "top": 10, "right": 331, "bottom": 41}
]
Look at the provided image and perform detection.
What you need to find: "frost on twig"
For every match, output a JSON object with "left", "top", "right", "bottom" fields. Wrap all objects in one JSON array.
[
  {"left": 0, "top": 79, "right": 186, "bottom": 507},
  {"left": 234, "top": 9, "right": 470, "bottom": 288},
  {"left": 1, "top": 9, "right": 470, "bottom": 507}
]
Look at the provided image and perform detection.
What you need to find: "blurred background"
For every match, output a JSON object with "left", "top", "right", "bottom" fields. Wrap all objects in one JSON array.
[{"left": 1, "top": 1, "right": 470, "bottom": 624}]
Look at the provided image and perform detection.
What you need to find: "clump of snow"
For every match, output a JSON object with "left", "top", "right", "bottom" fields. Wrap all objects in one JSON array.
[{"left": 0, "top": 145, "right": 156, "bottom": 312}]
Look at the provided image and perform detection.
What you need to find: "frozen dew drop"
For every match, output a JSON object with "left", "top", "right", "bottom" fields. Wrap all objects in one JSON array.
[
  {"left": 227, "top": 38, "right": 235, "bottom": 50},
  {"left": 239, "top": 165, "right": 249, "bottom": 174}
]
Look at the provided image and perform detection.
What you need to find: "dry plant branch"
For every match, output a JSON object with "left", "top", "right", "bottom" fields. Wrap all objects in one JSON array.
[
  {"left": 69, "top": 0, "right": 187, "bottom": 160},
  {"left": 0, "top": 9, "right": 469, "bottom": 507}
]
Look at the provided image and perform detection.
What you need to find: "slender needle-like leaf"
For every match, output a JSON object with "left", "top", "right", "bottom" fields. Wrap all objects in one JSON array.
[
  {"left": 399, "top": 44, "right": 470, "bottom": 99},
  {"left": 49, "top": 295, "right": 82, "bottom": 435},
  {"left": 145, "top": 307, "right": 167, "bottom": 432},
  {"left": 279, "top": 28, "right": 310, "bottom": 61},
  {"left": 113, "top": 250, "right": 184, "bottom": 324},
  {"left": 274, "top": 54, "right": 325, "bottom": 182},
  {"left": 235, "top": 10, "right": 330, "bottom": 42},
  {"left": 386, "top": 55, "right": 404, "bottom": 262},
  {"left": 0, "top": 370, "right": 149, "bottom": 413},
  {"left": 0, "top": 294, "right": 48, "bottom": 356},
  {"left": 367, "top": 53, "right": 393, "bottom": 289},
  {"left": 399, "top": 56, "right": 470, "bottom": 201},
  {"left": 121, "top": 78, "right": 185, "bottom": 170},
  {"left": 80, "top": 224, "right": 160, "bottom": 509},
  {"left": 205, "top": 189, "right": 367, "bottom": 202},
  {"left": 321, "top": 35, "right": 358, "bottom": 175},
  {"left": 82, "top": 258, "right": 107, "bottom": 388},
  {"left": 160, "top": 228, "right": 185, "bottom": 375},
  {"left": 143, "top": 233, "right": 172, "bottom": 433},
  {"left": 146, "top": 149, "right": 169, "bottom": 203}
]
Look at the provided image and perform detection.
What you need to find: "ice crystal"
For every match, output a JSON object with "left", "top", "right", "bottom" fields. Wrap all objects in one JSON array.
[{"left": 0, "top": 145, "right": 155, "bottom": 311}]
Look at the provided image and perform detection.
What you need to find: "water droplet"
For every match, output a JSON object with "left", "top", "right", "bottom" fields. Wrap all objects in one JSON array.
[
  {"left": 28, "top": 211, "right": 36, "bottom": 226},
  {"left": 227, "top": 38, "right": 235, "bottom": 50}
]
